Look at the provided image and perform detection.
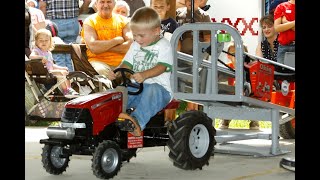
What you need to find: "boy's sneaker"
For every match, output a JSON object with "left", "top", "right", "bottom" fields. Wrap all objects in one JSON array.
[
  {"left": 249, "top": 121, "right": 260, "bottom": 130},
  {"left": 219, "top": 120, "right": 231, "bottom": 129}
]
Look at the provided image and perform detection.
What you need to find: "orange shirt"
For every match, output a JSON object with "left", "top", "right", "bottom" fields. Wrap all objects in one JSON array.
[{"left": 83, "top": 13, "right": 129, "bottom": 67}]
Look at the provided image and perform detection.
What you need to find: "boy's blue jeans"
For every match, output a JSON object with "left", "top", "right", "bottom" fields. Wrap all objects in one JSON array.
[
  {"left": 51, "top": 17, "right": 79, "bottom": 72},
  {"left": 127, "top": 83, "right": 172, "bottom": 130}
]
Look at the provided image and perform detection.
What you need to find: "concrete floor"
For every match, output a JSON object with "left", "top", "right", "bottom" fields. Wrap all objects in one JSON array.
[{"left": 25, "top": 127, "right": 295, "bottom": 180}]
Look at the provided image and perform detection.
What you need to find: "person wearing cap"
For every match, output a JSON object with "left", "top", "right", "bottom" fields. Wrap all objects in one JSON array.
[
  {"left": 26, "top": 0, "right": 38, "bottom": 8},
  {"left": 26, "top": 0, "right": 46, "bottom": 31}
]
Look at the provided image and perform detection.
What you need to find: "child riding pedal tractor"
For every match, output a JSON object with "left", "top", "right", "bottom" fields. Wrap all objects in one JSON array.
[
  {"left": 39, "top": 68, "right": 217, "bottom": 179},
  {"left": 39, "top": 7, "right": 217, "bottom": 179}
]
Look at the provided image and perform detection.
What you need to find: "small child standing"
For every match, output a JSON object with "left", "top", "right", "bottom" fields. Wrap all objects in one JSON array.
[
  {"left": 150, "top": 0, "right": 179, "bottom": 40},
  {"left": 108, "top": 7, "right": 173, "bottom": 136},
  {"left": 219, "top": 42, "right": 260, "bottom": 130},
  {"left": 29, "top": 28, "right": 79, "bottom": 96}
]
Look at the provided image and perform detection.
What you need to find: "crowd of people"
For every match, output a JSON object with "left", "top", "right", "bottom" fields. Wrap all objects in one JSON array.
[{"left": 25, "top": 0, "right": 295, "bottom": 134}]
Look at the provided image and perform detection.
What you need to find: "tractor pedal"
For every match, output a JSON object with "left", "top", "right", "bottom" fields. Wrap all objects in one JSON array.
[{"left": 116, "top": 118, "right": 135, "bottom": 132}]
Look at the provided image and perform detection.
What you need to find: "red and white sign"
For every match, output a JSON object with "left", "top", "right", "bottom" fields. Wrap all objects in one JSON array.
[{"left": 127, "top": 132, "right": 144, "bottom": 148}]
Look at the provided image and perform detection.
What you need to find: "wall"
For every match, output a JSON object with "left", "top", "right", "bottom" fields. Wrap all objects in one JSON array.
[{"left": 206, "top": 0, "right": 262, "bottom": 57}]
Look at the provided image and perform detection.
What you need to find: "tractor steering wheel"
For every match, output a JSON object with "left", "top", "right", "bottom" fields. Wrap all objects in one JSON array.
[{"left": 113, "top": 68, "right": 143, "bottom": 95}]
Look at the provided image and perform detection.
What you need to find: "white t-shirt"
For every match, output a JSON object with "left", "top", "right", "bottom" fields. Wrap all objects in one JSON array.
[{"left": 123, "top": 38, "right": 173, "bottom": 99}]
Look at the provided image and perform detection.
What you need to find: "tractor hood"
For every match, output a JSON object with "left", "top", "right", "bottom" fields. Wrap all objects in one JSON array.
[{"left": 65, "top": 90, "right": 122, "bottom": 109}]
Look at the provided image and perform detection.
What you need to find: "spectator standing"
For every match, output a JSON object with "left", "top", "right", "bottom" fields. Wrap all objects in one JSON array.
[
  {"left": 176, "top": 0, "right": 211, "bottom": 110},
  {"left": 256, "top": 14, "right": 279, "bottom": 62},
  {"left": 176, "top": 0, "right": 211, "bottom": 56},
  {"left": 123, "top": 0, "right": 145, "bottom": 17},
  {"left": 27, "top": 0, "right": 46, "bottom": 32},
  {"left": 25, "top": 3, "right": 34, "bottom": 58},
  {"left": 82, "top": 0, "right": 133, "bottom": 78},
  {"left": 274, "top": 0, "right": 295, "bottom": 65},
  {"left": 108, "top": 7, "right": 173, "bottom": 137},
  {"left": 150, "top": 0, "right": 179, "bottom": 40},
  {"left": 39, "top": 0, "right": 92, "bottom": 72}
]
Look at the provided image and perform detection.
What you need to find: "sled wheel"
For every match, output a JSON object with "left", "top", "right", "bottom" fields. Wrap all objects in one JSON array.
[
  {"left": 92, "top": 140, "right": 122, "bottom": 179},
  {"left": 41, "top": 144, "right": 70, "bottom": 175},
  {"left": 280, "top": 157, "right": 295, "bottom": 172},
  {"left": 280, "top": 118, "right": 295, "bottom": 139},
  {"left": 167, "top": 110, "right": 216, "bottom": 170},
  {"left": 121, "top": 148, "right": 137, "bottom": 162}
]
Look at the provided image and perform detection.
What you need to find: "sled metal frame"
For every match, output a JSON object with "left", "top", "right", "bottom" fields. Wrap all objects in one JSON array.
[{"left": 170, "top": 23, "right": 295, "bottom": 157}]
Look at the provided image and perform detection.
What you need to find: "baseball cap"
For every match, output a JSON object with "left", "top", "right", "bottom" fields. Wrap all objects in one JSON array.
[{"left": 27, "top": 0, "right": 37, "bottom": 7}]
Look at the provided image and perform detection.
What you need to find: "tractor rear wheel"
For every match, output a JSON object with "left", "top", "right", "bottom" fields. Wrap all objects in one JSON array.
[{"left": 167, "top": 110, "right": 216, "bottom": 170}]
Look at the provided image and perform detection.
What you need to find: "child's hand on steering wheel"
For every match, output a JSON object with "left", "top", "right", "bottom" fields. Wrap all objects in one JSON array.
[{"left": 132, "top": 72, "right": 145, "bottom": 83}]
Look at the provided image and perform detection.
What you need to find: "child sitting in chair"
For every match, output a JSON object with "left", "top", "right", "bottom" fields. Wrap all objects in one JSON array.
[{"left": 29, "top": 28, "right": 79, "bottom": 96}]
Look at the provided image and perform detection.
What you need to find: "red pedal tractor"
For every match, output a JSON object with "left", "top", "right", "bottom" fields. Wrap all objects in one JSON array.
[{"left": 39, "top": 68, "right": 217, "bottom": 179}]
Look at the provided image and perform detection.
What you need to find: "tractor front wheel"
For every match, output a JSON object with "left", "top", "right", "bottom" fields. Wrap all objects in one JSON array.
[
  {"left": 41, "top": 145, "right": 70, "bottom": 175},
  {"left": 92, "top": 140, "right": 122, "bottom": 179}
]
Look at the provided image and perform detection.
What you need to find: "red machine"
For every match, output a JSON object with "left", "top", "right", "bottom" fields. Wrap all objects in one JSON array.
[
  {"left": 245, "top": 60, "right": 295, "bottom": 139},
  {"left": 246, "top": 61, "right": 275, "bottom": 102}
]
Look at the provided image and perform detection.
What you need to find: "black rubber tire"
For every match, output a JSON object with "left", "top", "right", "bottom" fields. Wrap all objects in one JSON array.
[
  {"left": 41, "top": 145, "right": 70, "bottom": 175},
  {"left": 279, "top": 157, "right": 295, "bottom": 172},
  {"left": 92, "top": 140, "right": 122, "bottom": 179},
  {"left": 167, "top": 110, "right": 216, "bottom": 170},
  {"left": 121, "top": 148, "right": 137, "bottom": 162},
  {"left": 279, "top": 119, "right": 295, "bottom": 139}
]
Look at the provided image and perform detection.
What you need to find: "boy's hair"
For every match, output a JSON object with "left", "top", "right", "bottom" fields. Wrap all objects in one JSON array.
[
  {"left": 34, "top": 28, "right": 55, "bottom": 51},
  {"left": 130, "top": 7, "right": 161, "bottom": 29},
  {"left": 259, "top": 14, "right": 274, "bottom": 27},
  {"left": 150, "top": 0, "right": 170, "bottom": 5}
]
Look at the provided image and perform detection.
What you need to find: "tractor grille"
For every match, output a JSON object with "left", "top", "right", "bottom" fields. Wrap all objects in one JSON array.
[
  {"left": 61, "top": 108, "right": 93, "bottom": 137},
  {"left": 61, "top": 108, "right": 92, "bottom": 124}
]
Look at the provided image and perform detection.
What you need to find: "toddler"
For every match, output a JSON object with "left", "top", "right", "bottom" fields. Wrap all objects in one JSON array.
[{"left": 29, "top": 29, "right": 79, "bottom": 96}]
